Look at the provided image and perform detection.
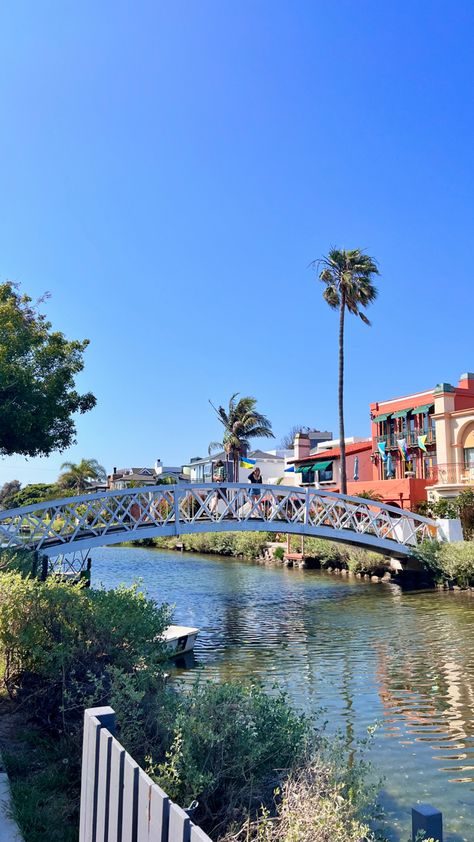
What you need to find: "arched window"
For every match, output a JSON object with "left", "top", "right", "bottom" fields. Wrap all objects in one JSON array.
[{"left": 463, "top": 427, "right": 474, "bottom": 468}]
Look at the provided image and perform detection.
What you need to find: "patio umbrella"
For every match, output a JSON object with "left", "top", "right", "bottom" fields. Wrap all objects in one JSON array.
[
  {"left": 386, "top": 452, "right": 395, "bottom": 478},
  {"left": 353, "top": 456, "right": 359, "bottom": 481}
]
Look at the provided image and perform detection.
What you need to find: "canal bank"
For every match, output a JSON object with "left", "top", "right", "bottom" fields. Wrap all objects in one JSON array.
[{"left": 95, "top": 544, "right": 474, "bottom": 841}]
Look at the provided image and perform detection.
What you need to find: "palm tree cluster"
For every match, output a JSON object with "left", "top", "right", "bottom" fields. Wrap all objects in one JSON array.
[
  {"left": 58, "top": 458, "right": 106, "bottom": 492},
  {"left": 209, "top": 394, "right": 274, "bottom": 481},
  {"left": 311, "top": 248, "right": 379, "bottom": 494}
]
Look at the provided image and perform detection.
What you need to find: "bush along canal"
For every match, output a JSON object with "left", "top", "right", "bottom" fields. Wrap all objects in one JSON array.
[{"left": 93, "top": 544, "right": 474, "bottom": 841}]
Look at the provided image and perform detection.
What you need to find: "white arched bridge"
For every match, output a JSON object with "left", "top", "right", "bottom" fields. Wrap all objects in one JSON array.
[{"left": 0, "top": 483, "right": 436, "bottom": 572}]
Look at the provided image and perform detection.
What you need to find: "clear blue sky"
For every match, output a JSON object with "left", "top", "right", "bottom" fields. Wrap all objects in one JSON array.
[{"left": 1, "top": 1, "right": 473, "bottom": 484}]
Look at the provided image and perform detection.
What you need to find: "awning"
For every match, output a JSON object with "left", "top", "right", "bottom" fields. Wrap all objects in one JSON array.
[
  {"left": 313, "top": 460, "right": 333, "bottom": 472},
  {"left": 392, "top": 408, "right": 411, "bottom": 419},
  {"left": 295, "top": 464, "right": 312, "bottom": 474},
  {"left": 374, "top": 413, "right": 391, "bottom": 422},
  {"left": 412, "top": 403, "right": 434, "bottom": 415}
]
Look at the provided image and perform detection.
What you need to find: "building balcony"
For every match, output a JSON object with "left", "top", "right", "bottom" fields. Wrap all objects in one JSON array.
[
  {"left": 376, "top": 429, "right": 436, "bottom": 449},
  {"left": 426, "top": 463, "right": 474, "bottom": 486}
]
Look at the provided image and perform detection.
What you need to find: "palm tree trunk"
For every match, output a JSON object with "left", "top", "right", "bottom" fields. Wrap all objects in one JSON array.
[
  {"left": 339, "top": 292, "right": 347, "bottom": 494},
  {"left": 234, "top": 447, "right": 239, "bottom": 482}
]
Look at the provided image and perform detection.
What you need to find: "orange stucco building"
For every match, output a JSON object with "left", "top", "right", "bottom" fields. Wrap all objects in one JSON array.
[{"left": 290, "top": 372, "right": 474, "bottom": 510}]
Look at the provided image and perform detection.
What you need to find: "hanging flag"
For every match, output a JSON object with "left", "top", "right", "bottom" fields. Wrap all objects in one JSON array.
[
  {"left": 397, "top": 438, "right": 409, "bottom": 460},
  {"left": 417, "top": 435, "right": 428, "bottom": 452},
  {"left": 386, "top": 452, "right": 395, "bottom": 478},
  {"left": 377, "top": 441, "right": 387, "bottom": 462},
  {"left": 353, "top": 455, "right": 359, "bottom": 481},
  {"left": 284, "top": 465, "right": 295, "bottom": 473},
  {"left": 240, "top": 457, "right": 256, "bottom": 469}
]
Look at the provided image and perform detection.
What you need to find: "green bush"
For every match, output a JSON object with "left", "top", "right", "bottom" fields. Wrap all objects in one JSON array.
[
  {"left": 415, "top": 540, "right": 474, "bottom": 587},
  {"left": 346, "top": 548, "right": 387, "bottom": 575},
  {"left": 290, "top": 537, "right": 346, "bottom": 567},
  {"left": 273, "top": 545, "right": 285, "bottom": 561},
  {"left": 148, "top": 681, "right": 313, "bottom": 835},
  {"left": 0, "top": 573, "right": 171, "bottom": 725}
]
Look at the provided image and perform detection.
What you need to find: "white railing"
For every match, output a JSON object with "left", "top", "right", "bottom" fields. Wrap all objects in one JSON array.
[
  {"left": 0, "top": 483, "right": 436, "bottom": 561},
  {"left": 80, "top": 706, "right": 211, "bottom": 842}
]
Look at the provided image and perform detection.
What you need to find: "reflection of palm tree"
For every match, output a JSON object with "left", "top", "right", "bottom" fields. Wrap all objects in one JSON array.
[
  {"left": 209, "top": 393, "right": 274, "bottom": 482},
  {"left": 58, "top": 458, "right": 106, "bottom": 492},
  {"left": 311, "top": 249, "right": 379, "bottom": 494}
]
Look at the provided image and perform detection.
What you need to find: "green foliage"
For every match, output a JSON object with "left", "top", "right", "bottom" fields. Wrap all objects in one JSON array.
[
  {"left": 149, "top": 681, "right": 313, "bottom": 835},
  {"left": 5, "top": 482, "right": 63, "bottom": 508},
  {"left": 416, "top": 491, "right": 474, "bottom": 539},
  {"left": 346, "top": 548, "right": 386, "bottom": 575},
  {"left": 58, "top": 458, "right": 106, "bottom": 492},
  {"left": 354, "top": 490, "right": 383, "bottom": 503},
  {"left": 0, "top": 282, "right": 96, "bottom": 457},
  {"left": 273, "top": 545, "right": 285, "bottom": 561},
  {"left": 209, "top": 393, "right": 274, "bottom": 478},
  {"left": 152, "top": 531, "right": 271, "bottom": 559},
  {"left": 0, "top": 549, "right": 37, "bottom": 577},
  {"left": 290, "top": 536, "right": 346, "bottom": 566},
  {"left": 0, "top": 574, "right": 171, "bottom": 725},
  {"left": 0, "top": 479, "right": 21, "bottom": 509},
  {"left": 415, "top": 540, "right": 474, "bottom": 587}
]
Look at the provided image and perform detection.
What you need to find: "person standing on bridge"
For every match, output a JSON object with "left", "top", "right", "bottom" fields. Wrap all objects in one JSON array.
[
  {"left": 211, "top": 459, "right": 227, "bottom": 518},
  {"left": 248, "top": 466, "right": 263, "bottom": 516}
]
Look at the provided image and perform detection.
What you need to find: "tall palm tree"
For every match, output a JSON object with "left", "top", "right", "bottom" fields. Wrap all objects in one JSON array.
[
  {"left": 58, "top": 458, "right": 107, "bottom": 492},
  {"left": 312, "top": 248, "right": 379, "bottom": 494},
  {"left": 209, "top": 394, "right": 274, "bottom": 481}
]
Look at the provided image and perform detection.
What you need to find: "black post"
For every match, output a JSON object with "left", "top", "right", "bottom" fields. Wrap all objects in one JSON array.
[{"left": 412, "top": 805, "right": 442, "bottom": 841}]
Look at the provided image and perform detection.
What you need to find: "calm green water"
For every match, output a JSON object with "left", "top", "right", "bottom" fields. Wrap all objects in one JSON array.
[{"left": 93, "top": 546, "right": 474, "bottom": 841}]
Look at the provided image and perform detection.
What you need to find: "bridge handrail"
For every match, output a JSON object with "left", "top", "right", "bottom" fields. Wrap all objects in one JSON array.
[
  {"left": 0, "top": 482, "right": 436, "bottom": 526},
  {"left": 0, "top": 482, "right": 436, "bottom": 525}
]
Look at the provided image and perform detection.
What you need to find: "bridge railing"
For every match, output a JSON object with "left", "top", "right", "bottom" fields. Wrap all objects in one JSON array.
[{"left": 0, "top": 483, "right": 437, "bottom": 556}]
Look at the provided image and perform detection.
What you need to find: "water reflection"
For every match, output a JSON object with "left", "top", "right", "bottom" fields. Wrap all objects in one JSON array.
[{"left": 93, "top": 547, "right": 474, "bottom": 841}]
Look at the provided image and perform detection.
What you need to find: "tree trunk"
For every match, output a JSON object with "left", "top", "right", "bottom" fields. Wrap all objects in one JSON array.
[
  {"left": 233, "top": 447, "right": 239, "bottom": 482},
  {"left": 339, "top": 292, "right": 347, "bottom": 494}
]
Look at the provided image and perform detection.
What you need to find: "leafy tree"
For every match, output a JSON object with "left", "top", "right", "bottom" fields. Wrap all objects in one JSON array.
[
  {"left": 0, "top": 480, "right": 21, "bottom": 510},
  {"left": 312, "top": 249, "right": 379, "bottom": 494},
  {"left": 6, "top": 483, "right": 62, "bottom": 508},
  {"left": 0, "top": 282, "right": 96, "bottom": 457},
  {"left": 58, "top": 458, "right": 106, "bottom": 492},
  {"left": 209, "top": 394, "right": 274, "bottom": 481}
]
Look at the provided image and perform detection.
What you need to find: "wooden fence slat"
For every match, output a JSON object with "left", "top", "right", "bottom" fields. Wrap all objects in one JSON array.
[
  {"left": 122, "top": 754, "right": 140, "bottom": 842},
  {"left": 136, "top": 769, "right": 152, "bottom": 842},
  {"left": 79, "top": 713, "right": 101, "bottom": 842},
  {"left": 168, "top": 802, "right": 190, "bottom": 842},
  {"left": 96, "top": 728, "right": 113, "bottom": 842},
  {"left": 190, "top": 827, "right": 213, "bottom": 842},
  {"left": 149, "top": 782, "right": 170, "bottom": 842},
  {"left": 108, "top": 739, "right": 126, "bottom": 842}
]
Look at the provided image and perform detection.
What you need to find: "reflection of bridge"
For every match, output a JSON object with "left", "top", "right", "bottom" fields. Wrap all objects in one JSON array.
[{"left": 0, "top": 483, "right": 436, "bottom": 571}]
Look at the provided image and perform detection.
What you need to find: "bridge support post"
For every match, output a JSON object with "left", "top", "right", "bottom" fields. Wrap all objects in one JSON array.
[{"left": 412, "top": 804, "right": 442, "bottom": 841}]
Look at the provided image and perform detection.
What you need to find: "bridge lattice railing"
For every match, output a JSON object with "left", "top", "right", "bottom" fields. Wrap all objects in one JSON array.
[{"left": 0, "top": 483, "right": 436, "bottom": 556}]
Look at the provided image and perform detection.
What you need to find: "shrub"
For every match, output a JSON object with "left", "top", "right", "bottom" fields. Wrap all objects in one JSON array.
[
  {"left": 0, "top": 573, "right": 171, "bottom": 725},
  {"left": 273, "top": 546, "right": 285, "bottom": 561},
  {"left": 148, "top": 682, "right": 313, "bottom": 835},
  {"left": 346, "top": 548, "right": 387, "bottom": 575},
  {"left": 291, "top": 537, "right": 346, "bottom": 567},
  {"left": 415, "top": 540, "right": 474, "bottom": 587}
]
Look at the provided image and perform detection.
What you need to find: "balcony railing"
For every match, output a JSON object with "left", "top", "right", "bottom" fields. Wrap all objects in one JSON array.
[
  {"left": 426, "top": 463, "right": 474, "bottom": 486},
  {"left": 376, "top": 429, "right": 436, "bottom": 449}
]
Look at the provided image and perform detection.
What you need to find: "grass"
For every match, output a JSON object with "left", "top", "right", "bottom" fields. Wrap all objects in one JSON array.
[{"left": 2, "top": 725, "right": 80, "bottom": 842}]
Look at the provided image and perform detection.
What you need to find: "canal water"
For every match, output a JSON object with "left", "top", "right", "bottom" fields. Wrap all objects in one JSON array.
[{"left": 93, "top": 546, "right": 474, "bottom": 841}]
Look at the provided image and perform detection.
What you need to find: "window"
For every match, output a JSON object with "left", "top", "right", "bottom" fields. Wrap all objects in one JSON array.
[
  {"left": 465, "top": 448, "right": 474, "bottom": 468},
  {"left": 317, "top": 466, "right": 333, "bottom": 482}
]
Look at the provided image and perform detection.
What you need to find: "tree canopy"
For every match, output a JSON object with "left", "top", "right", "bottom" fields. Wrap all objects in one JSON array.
[
  {"left": 0, "top": 282, "right": 96, "bottom": 457},
  {"left": 209, "top": 393, "right": 274, "bottom": 480},
  {"left": 58, "top": 458, "right": 106, "bottom": 492}
]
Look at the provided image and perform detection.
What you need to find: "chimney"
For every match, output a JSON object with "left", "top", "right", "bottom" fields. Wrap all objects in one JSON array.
[
  {"left": 294, "top": 432, "right": 310, "bottom": 460},
  {"left": 113, "top": 467, "right": 117, "bottom": 474}
]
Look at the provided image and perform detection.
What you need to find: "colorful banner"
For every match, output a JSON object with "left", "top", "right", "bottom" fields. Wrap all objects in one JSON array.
[
  {"left": 397, "top": 438, "right": 409, "bottom": 460},
  {"left": 240, "top": 457, "right": 256, "bottom": 469},
  {"left": 377, "top": 441, "right": 387, "bottom": 462},
  {"left": 417, "top": 435, "right": 428, "bottom": 452}
]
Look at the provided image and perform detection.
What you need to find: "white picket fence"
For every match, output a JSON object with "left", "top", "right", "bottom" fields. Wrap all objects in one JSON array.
[{"left": 79, "top": 706, "right": 212, "bottom": 842}]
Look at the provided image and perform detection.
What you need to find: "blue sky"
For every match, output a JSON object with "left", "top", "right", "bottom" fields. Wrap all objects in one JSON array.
[{"left": 1, "top": 1, "right": 473, "bottom": 484}]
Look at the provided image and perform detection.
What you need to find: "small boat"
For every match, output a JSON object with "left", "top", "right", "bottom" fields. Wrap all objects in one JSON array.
[{"left": 162, "top": 624, "right": 199, "bottom": 657}]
